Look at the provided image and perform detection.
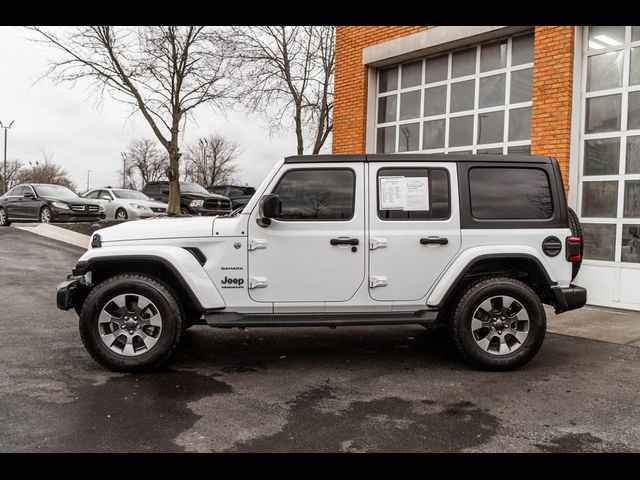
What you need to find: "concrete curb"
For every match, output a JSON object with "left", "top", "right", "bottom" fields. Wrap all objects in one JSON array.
[{"left": 14, "top": 224, "right": 90, "bottom": 249}]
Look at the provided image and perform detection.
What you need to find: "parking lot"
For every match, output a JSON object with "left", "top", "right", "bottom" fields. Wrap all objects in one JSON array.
[{"left": 1, "top": 226, "right": 639, "bottom": 452}]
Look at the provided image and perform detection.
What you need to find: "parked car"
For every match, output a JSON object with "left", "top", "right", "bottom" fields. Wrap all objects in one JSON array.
[
  {"left": 83, "top": 187, "right": 167, "bottom": 220},
  {"left": 206, "top": 185, "right": 255, "bottom": 210},
  {"left": 57, "top": 153, "right": 586, "bottom": 373},
  {"left": 142, "top": 181, "right": 231, "bottom": 216},
  {"left": 0, "top": 183, "right": 105, "bottom": 226}
]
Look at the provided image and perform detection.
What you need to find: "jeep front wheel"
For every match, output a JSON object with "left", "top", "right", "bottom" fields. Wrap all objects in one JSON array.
[
  {"left": 450, "top": 276, "right": 546, "bottom": 371},
  {"left": 79, "top": 273, "right": 183, "bottom": 372}
]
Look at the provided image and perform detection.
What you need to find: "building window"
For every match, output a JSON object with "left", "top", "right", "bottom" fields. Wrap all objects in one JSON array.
[
  {"left": 579, "top": 26, "right": 640, "bottom": 263},
  {"left": 375, "top": 32, "right": 534, "bottom": 155}
]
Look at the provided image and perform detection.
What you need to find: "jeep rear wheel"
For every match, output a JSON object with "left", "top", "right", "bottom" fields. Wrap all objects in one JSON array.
[
  {"left": 450, "top": 276, "right": 546, "bottom": 371},
  {"left": 79, "top": 274, "right": 183, "bottom": 372}
]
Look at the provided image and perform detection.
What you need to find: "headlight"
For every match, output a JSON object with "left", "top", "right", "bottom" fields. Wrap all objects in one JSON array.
[
  {"left": 189, "top": 200, "right": 204, "bottom": 208},
  {"left": 129, "top": 203, "right": 150, "bottom": 210},
  {"left": 99, "top": 204, "right": 105, "bottom": 212},
  {"left": 51, "top": 201, "right": 69, "bottom": 210}
]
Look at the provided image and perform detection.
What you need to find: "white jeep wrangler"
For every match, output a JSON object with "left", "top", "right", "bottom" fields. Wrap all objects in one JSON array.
[{"left": 57, "top": 154, "right": 586, "bottom": 372}]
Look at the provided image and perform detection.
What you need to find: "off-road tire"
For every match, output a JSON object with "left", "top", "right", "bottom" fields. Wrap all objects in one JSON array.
[
  {"left": 450, "top": 276, "right": 546, "bottom": 371},
  {"left": 0, "top": 207, "right": 10, "bottom": 226},
  {"left": 567, "top": 207, "right": 583, "bottom": 280},
  {"left": 79, "top": 273, "right": 183, "bottom": 372}
]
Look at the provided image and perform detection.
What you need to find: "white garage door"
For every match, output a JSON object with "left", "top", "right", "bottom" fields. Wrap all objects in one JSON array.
[{"left": 575, "top": 26, "right": 640, "bottom": 310}]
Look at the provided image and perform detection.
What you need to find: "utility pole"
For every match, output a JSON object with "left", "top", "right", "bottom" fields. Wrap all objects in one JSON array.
[
  {"left": 120, "top": 152, "right": 127, "bottom": 189},
  {"left": 0, "top": 120, "right": 15, "bottom": 194},
  {"left": 87, "top": 170, "right": 92, "bottom": 192}
]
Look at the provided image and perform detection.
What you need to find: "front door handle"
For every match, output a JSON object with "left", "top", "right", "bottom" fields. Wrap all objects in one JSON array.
[
  {"left": 420, "top": 237, "right": 448, "bottom": 245},
  {"left": 330, "top": 238, "right": 359, "bottom": 246}
]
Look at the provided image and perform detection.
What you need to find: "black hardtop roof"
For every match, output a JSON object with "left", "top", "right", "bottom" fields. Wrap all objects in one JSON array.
[{"left": 284, "top": 153, "right": 553, "bottom": 164}]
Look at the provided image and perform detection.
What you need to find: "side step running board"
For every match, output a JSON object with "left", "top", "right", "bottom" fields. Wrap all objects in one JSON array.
[{"left": 205, "top": 311, "right": 438, "bottom": 328}]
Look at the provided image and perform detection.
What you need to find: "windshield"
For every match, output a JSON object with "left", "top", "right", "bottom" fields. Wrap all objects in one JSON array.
[
  {"left": 112, "top": 190, "right": 151, "bottom": 200},
  {"left": 33, "top": 185, "right": 78, "bottom": 200},
  {"left": 180, "top": 182, "right": 209, "bottom": 194}
]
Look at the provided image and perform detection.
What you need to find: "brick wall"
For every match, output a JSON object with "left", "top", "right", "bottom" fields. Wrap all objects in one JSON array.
[{"left": 333, "top": 26, "right": 576, "bottom": 187}]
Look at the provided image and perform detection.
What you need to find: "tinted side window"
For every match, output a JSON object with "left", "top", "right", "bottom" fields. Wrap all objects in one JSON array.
[
  {"left": 469, "top": 167, "right": 553, "bottom": 219},
  {"left": 84, "top": 191, "right": 99, "bottom": 199},
  {"left": 228, "top": 188, "right": 245, "bottom": 197},
  {"left": 12, "top": 186, "right": 25, "bottom": 196},
  {"left": 145, "top": 184, "right": 160, "bottom": 196},
  {"left": 273, "top": 169, "right": 355, "bottom": 221},
  {"left": 377, "top": 168, "right": 450, "bottom": 220}
]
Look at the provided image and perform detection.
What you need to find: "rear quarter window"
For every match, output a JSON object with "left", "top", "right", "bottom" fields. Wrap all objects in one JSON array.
[{"left": 469, "top": 167, "right": 553, "bottom": 219}]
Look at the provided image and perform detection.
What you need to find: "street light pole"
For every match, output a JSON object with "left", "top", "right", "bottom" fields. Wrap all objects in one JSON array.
[
  {"left": 0, "top": 120, "right": 15, "bottom": 194},
  {"left": 120, "top": 152, "right": 127, "bottom": 189},
  {"left": 87, "top": 170, "right": 92, "bottom": 192},
  {"left": 199, "top": 138, "right": 208, "bottom": 186}
]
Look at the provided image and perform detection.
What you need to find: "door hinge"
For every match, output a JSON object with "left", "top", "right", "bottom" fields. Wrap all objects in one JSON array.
[
  {"left": 248, "top": 239, "right": 268, "bottom": 251},
  {"left": 248, "top": 276, "right": 269, "bottom": 289},
  {"left": 369, "top": 238, "right": 388, "bottom": 250},
  {"left": 369, "top": 276, "right": 389, "bottom": 288}
]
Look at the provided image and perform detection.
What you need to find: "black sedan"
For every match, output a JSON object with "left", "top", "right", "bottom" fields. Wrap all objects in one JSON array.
[{"left": 0, "top": 184, "right": 106, "bottom": 226}]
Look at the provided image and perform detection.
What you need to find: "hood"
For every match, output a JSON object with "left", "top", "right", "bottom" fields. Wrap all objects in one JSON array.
[
  {"left": 43, "top": 196, "right": 102, "bottom": 205},
  {"left": 95, "top": 216, "right": 214, "bottom": 243},
  {"left": 180, "top": 192, "right": 228, "bottom": 200}
]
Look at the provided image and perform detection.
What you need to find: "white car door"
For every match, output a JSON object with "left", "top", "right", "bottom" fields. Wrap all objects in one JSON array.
[
  {"left": 368, "top": 161, "right": 461, "bottom": 301},
  {"left": 247, "top": 162, "right": 366, "bottom": 303}
]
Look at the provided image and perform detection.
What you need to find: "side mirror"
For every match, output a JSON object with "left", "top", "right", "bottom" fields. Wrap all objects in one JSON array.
[
  {"left": 257, "top": 194, "right": 281, "bottom": 227},
  {"left": 161, "top": 187, "right": 170, "bottom": 194},
  {"left": 23, "top": 192, "right": 34, "bottom": 199},
  {"left": 101, "top": 195, "right": 112, "bottom": 202}
]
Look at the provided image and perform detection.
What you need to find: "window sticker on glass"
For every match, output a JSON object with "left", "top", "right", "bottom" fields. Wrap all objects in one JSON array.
[{"left": 379, "top": 176, "right": 430, "bottom": 211}]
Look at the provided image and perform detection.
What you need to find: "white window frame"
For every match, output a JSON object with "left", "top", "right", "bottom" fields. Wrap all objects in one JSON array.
[
  {"left": 577, "top": 26, "right": 640, "bottom": 269},
  {"left": 374, "top": 31, "right": 534, "bottom": 155}
]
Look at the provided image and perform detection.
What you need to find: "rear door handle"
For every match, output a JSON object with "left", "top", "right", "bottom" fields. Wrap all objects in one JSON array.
[
  {"left": 330, "top": 238, "right": 359, "bottom": 246},
  {"left": 420, "top": 237, "right": 448, "bottom": 245}
]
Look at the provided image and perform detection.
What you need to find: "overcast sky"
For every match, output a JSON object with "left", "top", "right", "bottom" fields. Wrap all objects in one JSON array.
[{"left": 0, "top": 26, "right": 300, "bottom": 192}]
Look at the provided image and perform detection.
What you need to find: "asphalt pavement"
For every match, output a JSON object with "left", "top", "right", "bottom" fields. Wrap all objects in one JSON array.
[{"left": 0, "top": 226, "right": 639, "bottom": 452}]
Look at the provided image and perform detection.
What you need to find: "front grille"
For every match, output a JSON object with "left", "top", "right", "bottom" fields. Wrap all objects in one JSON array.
[
  {"left": 204, "top": 199, "right": 231, "bottom": 210},
  {"left": 151, "top": 207, "right": 166, "bottom": 213},
  {"left": 70, "top": 204, "right": 99, "bottom": 212}
]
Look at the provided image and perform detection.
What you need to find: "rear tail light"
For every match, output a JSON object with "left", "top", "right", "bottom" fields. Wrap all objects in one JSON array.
[{"left": 566, "top": 236, "right": 581, "bottom": 262}]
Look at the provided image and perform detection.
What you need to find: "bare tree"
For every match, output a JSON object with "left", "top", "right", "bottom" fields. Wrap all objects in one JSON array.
[
  {"left": 183, "top": 134, "right": 239, "bottom": 187},
  {"left": 27, "top": 26, "right": 233, "bottom": 214},
  {"left": 229, "top": 26, "right": 335, "bottom": 155},
  {"left": 125, "top": 138, "right": 169, "bottom": 188},
  {"left": 0, "top": 159, "right": 23, "bottom": 194},
  {"left": 16, "top": 154, "right": 76, "bottom": 191}
]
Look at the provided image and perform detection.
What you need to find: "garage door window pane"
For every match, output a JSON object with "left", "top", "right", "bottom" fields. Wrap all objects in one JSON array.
[
  {"left": 450, "top": 80, "right": 475, "bottom": 112},
  {"left": 378, "top": 96, "right": 397, "bottom": 123},
  {"left": 621, "top": 224, "right": 640, "bottom": 263},
  {"left": 480, "top": 40, "right": 507, "bottom": 72},
  {"left": 379, "top": 67, "right": 398, "bottom": 93},
  {"left": 584, "top": 138, "right": 620, "bottom": 175},
  {"left": 628, "top": 91, "right": 640, "bottom": 130},
  {"left": 581, "top": 181, "right": 618, "bottom": 217},
  {"left": 449, "top": 115, "right": 474, "bottom": 147},
  {"left": 589, "top": 26, "right": 625, "bottom": 49},
  {"left": 452, "top": 48, "right": 476, "bottom": 78},
  {"left": 583, "top": 223, "right": 616, "bottom": 261},
  {"left": 479, "top": 74, "right": 505, "bottom": 108},
  {"left": 398, "top": 123, "right": 420, "bottom": 152},
  {"left": 630, "top": 48, "right": 640, "bottom": 86},
  {"left": 585, "top": 95, "right": 621, "bottom": 133},
  {"left": 477, "top": 148, "right": 503, "bottom": 154},
  {"left": 510, "top": 68, "right": 533, "bottom": 103},
  {"left": 508, "top": 145, "right": 531, "bottom": 155},
  {"left": 401, "top": 61, "right": 422, "bottom": 88},
  {"left": 624, "top": 180, "right": 640, "bottom": 217},
  {"left": 508, "top": 107, "right": 531, "bottom": 141},
  {"left": 477, "top": 111, "right": 504, "bottom": 145},
  {"left": 377, "top": 126, "right": 396, "bottom": 153},
  {"left": 275, "top": 169, "right": 355, "bottom": 221},
  {"left": 399, "top": 90, "right": 421, "bottom": 120},
  {"left": 587, "top": 51, "right": 623, "bottom": 91},
  {"left": 512, "top": 34, "right": 534, "bottom": 66},
  {"left": 633, "top": 27, "right": 640, "bottom": 42},
  {"left": 426, "top": 55, "right": 448, "bottom": 84},
  {"left": 424, "top": 86, "right": 446, "bottom": 116},
  {"left": 626, "top": 136, "right": 640, "bottom": 173},
  {"left": 423, "top": 119, "right": 445, "bottom": 149}
]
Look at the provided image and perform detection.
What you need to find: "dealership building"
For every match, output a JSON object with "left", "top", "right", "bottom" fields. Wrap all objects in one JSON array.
[{"left": 333, "top": 26, "right": 640, "bottom": 310}]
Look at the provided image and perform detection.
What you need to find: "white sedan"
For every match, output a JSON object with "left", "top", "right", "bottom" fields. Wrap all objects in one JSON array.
[{"left": 83, "top": 188, "right": 167, "bottom": 220}]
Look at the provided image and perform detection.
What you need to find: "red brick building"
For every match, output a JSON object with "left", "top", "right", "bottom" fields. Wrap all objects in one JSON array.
[{"left": 333, "top": 26, "right": 640, "bottom": 310}]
